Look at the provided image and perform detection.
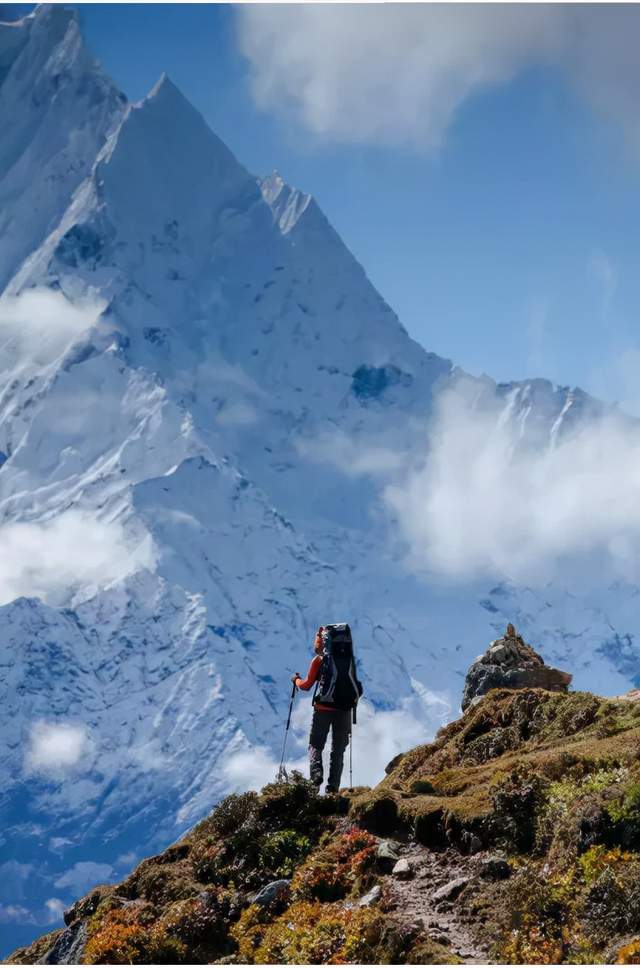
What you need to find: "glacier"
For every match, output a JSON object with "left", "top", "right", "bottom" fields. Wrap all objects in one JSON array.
[{"left": 1, "top": 4, "right": 639, "bottom": 954}]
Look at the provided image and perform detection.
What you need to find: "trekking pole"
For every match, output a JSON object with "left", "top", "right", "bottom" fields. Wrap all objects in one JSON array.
[
  {"left": 277, "top": 680, "right": 297, "bottom": 781},
  {"left": 349, "top": 719, "right": 353, "bottom": 789}
]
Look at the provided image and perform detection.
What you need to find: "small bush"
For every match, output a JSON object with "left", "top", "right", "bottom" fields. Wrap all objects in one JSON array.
[
  {"left": 152, "top": 888, "right": 240, "bottom": 961},
  {"left": 291, "top": 827, "right": 377, "bottom": 902},
  {"left": 579, "top": 845, "right": 634, "bottom": 887},
  {"left": 607, "top": 781, "right": 640, "bottom": 825},
  {"left": 197, "top": 791, "right": 259, "bottom": 839},
  {"left": 499, "top": 923, "right": 565, "bottom": 965},
  {"left": 84, "top": 904, "right": 188, "bottom": 964},
  {"left": 259, "top": 829, "right": 312, "bottom": 877},
  {"left": 616, "top": 939, "right": 640, "bottom": 964},
  {"left": 257, "top": 773, "right": 320, "bottom": 830},
  {"left": 493, "top": 863, "right": 581, "bottom": 964},
  {"left": 231, "top": 899, "right": 411, "bottom": 964},
  {"left": 490, "top": 766, "right": 548, "bottom": 852},
  {"left": 190, "top": 774, "right": 324, "bottom": 891}
]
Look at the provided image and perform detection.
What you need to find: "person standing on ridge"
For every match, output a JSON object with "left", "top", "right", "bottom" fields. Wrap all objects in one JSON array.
[{"left": 292, "top": 624, "right": 362, "bottom": 794}]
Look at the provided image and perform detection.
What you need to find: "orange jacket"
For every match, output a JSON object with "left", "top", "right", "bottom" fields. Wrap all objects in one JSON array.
[{"left": 295, "top": 655, "right": 333, "bottom": 712}]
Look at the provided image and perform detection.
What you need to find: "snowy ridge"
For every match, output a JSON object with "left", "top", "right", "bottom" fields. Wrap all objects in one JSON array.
[
  {"left": 0, "top": 5, "right": 638, "bottom": 955},
  {"left": 0, "top": 6, "right": 125, "bottom": 291}
]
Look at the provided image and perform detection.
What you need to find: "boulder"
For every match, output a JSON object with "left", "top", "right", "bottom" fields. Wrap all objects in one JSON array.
[
  {"left": 391, "top": 857, "right": 413, "bottom": 879},
  {"left": 357, "top": 884, "right": 382, "bottom": 908},
  {"left": 432, "top": 875, "right": 470, "bottom": 903},
  {"left": 462, "top": 623, "right": 572, "bottom": 711},
  {"left": 376, "top": 839, "right": 400, "bottom": 872},
  {"left": 251, "top": 879, "right": 291, "bottom": 910},
  {"left": 63, "top": 887, "right": 111, "bottom": 926},
  {"left": 478, "top": 855, "right": 511, "bottom": 880}
]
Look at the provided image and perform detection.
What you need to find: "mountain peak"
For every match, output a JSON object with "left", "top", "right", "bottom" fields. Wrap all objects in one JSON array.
[
  {"left": 0, "top": 0, "right": 125, "bottom": 291},
  {"left": 144, "top": 70, "right": 182, "bottom": 106},
  {"left": 0, "top": 3, "right": 77, "bottom": 31}
]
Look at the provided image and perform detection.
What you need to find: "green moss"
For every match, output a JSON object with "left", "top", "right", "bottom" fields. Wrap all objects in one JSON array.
[
  {"left": 409, "top": 778, "right": 437, "bottom": 795},
  {"left": 351, "top": 793, "right": 399, "bottom": 835},
  {"left": 606, "top": 779, "right": 640, "bottom": 824},
  {"left": 259, "top": 829, "right": 313, "bottom": 877}
]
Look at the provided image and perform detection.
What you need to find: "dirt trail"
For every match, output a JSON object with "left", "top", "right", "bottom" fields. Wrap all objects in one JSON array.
[{"left": 383, "top": 844, "right": 493, "bottom": 964}]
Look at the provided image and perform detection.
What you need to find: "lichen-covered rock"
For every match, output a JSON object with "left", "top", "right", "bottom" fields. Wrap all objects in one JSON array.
[
  {"left": 462, "top": 623, "right": 572, "bottom": 710},
  {"left": 375, "top": 839, "right": 400, "bottom": 872},
  {"left": 251, "top": 879, "right": 291, "bottom": 911}
]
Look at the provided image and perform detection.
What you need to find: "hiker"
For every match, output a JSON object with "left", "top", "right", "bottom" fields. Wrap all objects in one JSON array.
[{"left": 292, "top": 624, "right": 362, "bottom": 794}]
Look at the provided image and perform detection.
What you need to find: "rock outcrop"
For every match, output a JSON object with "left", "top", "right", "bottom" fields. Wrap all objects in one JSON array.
[{"left": 462, "top": 623, "right": 572, "bottom": 710}]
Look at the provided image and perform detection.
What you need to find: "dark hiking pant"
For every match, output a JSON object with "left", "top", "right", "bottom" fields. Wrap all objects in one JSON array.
[{"left": 309, "top": 707, "right": 351, "bottom": 792}]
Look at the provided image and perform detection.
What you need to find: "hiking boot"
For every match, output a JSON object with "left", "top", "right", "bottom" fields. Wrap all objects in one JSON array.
[{"left": 325, "top": 785, "right": 339, "bottom": 795}]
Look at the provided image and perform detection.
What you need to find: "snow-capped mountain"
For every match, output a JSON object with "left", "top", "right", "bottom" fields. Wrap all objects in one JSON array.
[{"left": 1, "top": 5, "right": 638, "bottom": 954}]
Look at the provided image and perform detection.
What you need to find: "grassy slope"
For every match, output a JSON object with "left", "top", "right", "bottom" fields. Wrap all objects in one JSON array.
[{"left": 10, "top": 687, "right": 640, "bottom": 965}]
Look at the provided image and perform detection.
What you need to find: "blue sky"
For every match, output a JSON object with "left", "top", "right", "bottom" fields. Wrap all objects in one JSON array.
[{"left": 5, "top": 3, "right": 640, "bottom": 410}]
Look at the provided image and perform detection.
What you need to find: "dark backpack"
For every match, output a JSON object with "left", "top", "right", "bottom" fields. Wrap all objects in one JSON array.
[{"left": 313, "top": 623, "right": 363, "bottom": 712}]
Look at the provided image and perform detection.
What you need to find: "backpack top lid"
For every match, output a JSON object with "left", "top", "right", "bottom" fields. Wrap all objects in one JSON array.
[{"left": 321, "top": 623, "right": 352, "bottom": 651}]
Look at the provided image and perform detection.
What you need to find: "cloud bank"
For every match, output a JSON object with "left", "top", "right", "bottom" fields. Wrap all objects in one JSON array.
[
  {"left": 25, "top": 722, "right": 90, "bottom": 774},
  {"left": 0, "top": 288, "right": 104, "bottom": 372},
  {"left": 0, "top": 510, "right": 155, "bottom": 606},
  {"left": 237, "top": 5, "right": 640, "bottom": 151},
  {"left": 385, "top": 377, "right": 640, "bottom": 585},
  {"left": 295, "top": 428, "right": 406, "bottom": 479},
  {"left": 54, "top": 861, "right": 114, "bottom": 894},
  {"left": 223, "top": 684, "right": 451, "bottom": 793}
]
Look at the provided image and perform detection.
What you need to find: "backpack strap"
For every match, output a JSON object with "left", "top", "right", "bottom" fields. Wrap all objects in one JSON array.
[{"left": 311, "top": 652, "right": 326, "bottom": 706}]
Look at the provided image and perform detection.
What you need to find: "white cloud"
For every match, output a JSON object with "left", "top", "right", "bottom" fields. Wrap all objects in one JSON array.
[
  {"left": 237, "top": 5, "right": 640, "bottom": 152},
  {"left": 0, "top": 903, "right": 34, "bottom": 924},
  {"left": 223, "top": 684, "right": 450, "bottom": 793},
  {"left": 215, "top": 401, "right": 259, "bottom": 427},
  {"left": 593, "top": 347, "right": 640, "bottom": 418},
  {"left": 0, "top": 288, "right": 104, "bottom": 372},
  {"left": 0, "top": 861, "right": 33, "bottom": 900},
  {"left": 223, "top": 745, "right": 304, "bottom": 793},
  {"left": 25, "top": 722, "right": 90, "bottom": 774},
  {"left": 385, "top": 376, "right": 640, "bottom": 585},
  {"left": 44, "top": 898, "right": 66, "bottom": 924},
  {"left": 49, "top": 837, "right": 74, "bottom": 853},
  {"left": 54, "top": 861, "right": 113, "bottom": 894},
  {"left": 348, "top": 691, "right": 451, "bottom": 786},
  {"left": 0, "top": 510, "right": 155, "bottom": 606},
  {"left": 127, "top": 739, "right": 169, "bottom": 773},
  {"left": 295, "top": 429, "right": 406, "bottom": 478}
]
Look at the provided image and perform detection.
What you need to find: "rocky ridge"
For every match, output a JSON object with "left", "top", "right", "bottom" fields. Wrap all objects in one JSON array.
[{"left": 11, "top": 681, "right": 640, "bottom": 965}]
